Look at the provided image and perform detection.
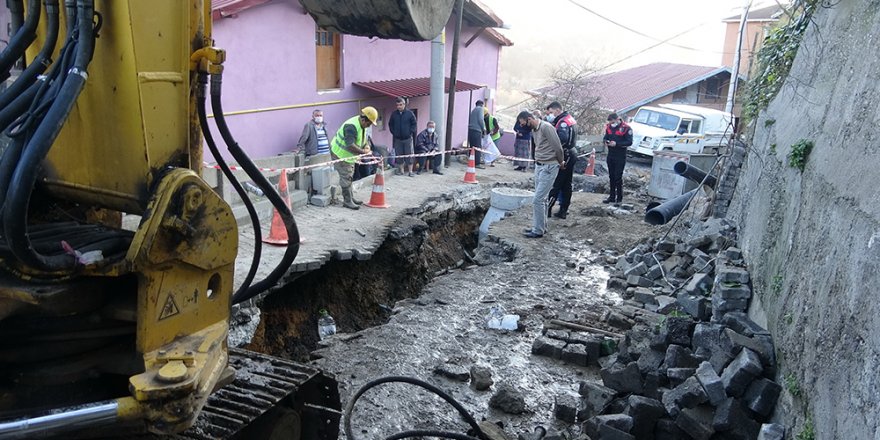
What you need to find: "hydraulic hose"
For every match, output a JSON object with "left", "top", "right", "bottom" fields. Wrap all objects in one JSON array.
[
  {"left": 8, "top": 0, "right": 25, "bottom": 34},
  {"left": 209, "top": 73, "right": 301, "bottom": 304},
  {"left": 0, "top": 0, "right": 59, "bottom": 112},
  {"left": 196, "top": 72, "right": 262, "bottom": 300},
  {"left": 344, "top": 376, "right": 489, "bottom": 440},
  {"left": 1, "top": 0, "right": 94, "bottom": 271},
  {"left": 0, "top": 0, "right": 41, "bottom": 82}
]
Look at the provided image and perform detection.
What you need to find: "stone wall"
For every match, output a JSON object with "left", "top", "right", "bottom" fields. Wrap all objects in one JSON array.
[{"left": 728, "top": 1, "right": 880, "bottom": 438}]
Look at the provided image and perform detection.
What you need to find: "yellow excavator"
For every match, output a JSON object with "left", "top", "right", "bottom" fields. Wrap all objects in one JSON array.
[{"left": 0, "top": 1, "right": 454, "bottom": 438}]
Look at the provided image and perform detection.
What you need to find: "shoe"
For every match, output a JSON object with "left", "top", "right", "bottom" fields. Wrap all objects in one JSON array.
[
  {"left": 476, "top": 165, "right": 486, "bottom": 169},
  {"left": 523, "top": 228, "right": 535, "bottom": 234},
  {"left": 602, "top": 197, "right": 614, "bottom": 204},
  {"left": 353, "top": 198, "right": 363, "bottom": 205},
  {"left": 394, "top": 169, "right": 403, "bottom": 176},
  {"left": 343, "top": 201, "right": 360, "bottom": 210},
  {"left": 433, "top": 170, "right": 444, "bottom": 175},
  {"left": 523, "top": 231, "right": 544, "bottom": 238},
  {"left": 554, "top": 210, "right": 568, "bottom": 219},
  {"left": 408, "top": 172, "right": 415, "bottom": 177}
]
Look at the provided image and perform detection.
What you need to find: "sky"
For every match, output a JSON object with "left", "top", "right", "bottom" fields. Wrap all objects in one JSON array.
[{"left": 480, "top": 0, "right": 780, "bottom": 107}]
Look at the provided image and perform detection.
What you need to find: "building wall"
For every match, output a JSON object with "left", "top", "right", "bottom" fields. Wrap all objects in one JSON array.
[
  {"left": 208, "top": 1, "right": 503, "bottom": 162},
  {"left": 620, "top": 75, "right": 736, "bottom": 119},
  {"left": 722, "top": 20, "right": 774, "bottom": 77}
]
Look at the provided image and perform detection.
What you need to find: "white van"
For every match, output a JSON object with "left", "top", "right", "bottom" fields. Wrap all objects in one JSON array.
[{"left": 628, "top": 104, "right": 733, "bottom": 157}]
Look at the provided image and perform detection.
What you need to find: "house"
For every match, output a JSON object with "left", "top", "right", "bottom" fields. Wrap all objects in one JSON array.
[
  {"left": 591, "top": 62, "right": 738, "bottom": 120},
  {"left": 208, "top": 0, "right": 511, "bottom": 161},
  {"left": 721, "top": 4, "right": 785, "bottom": 77}
]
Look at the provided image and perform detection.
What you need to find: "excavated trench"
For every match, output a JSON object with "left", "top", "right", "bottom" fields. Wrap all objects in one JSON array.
[{"left": 247, "top": 197, "right": 492, "bottom": 362}]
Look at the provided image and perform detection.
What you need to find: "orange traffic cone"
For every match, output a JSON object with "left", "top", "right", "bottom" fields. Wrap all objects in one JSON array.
[
  {"left": 263, "top": 169, "right": 300, "bottom": 245},
  {"left": 364, "top": 164, "right": 390, "bottom": 209},
  {"left": 463, "top": 148, "right": 479, "bottom": 184},
  {"left": 585, "top": 148, "right": 596, "bottom": 177}
]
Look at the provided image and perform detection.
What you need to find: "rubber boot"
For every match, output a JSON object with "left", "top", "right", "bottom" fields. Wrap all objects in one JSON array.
[
  {"left": 342, "top": 188, "right": 360, "bottom": 210},
  {"left": 554, "top": 207, "right": 568, "bottom": 219}
]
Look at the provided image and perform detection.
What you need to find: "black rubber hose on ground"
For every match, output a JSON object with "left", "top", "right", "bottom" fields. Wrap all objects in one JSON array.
[
  {"left": 344, "top": 376, "right": 489, "bottom": 440},
  {"left": 385, "top": 432, "right": 480, "bottom": 440},
  {"left": 0, "top": 0, "right": 41, "bottom": 82},
  {"left": 1, "top": 0, "right": 94, "bottom": 271},
  {"left": 0, "top": 0, "right": 59, "bottom": 111},
  {"left": 196, "top": 72, "right": 262, "bottom": 300},
  {"left": 210, "top": 73, "right": 300, "bottom": 304}
]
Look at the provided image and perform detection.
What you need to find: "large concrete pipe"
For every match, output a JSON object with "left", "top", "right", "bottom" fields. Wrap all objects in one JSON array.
[
  {"left": 300, "top": 0, "right": 457, "bottom": 41},
  {"left": 479, "top": 188, "right": 534, "bottom": 241},
  {"left": 645, "top": 189, "right": 698, "bottom": 225},
  {"left": 673, "top": 161, "right": 717, "bottom": 188}
]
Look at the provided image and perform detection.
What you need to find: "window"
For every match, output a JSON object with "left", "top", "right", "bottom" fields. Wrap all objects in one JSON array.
[
  {"left": 672, "top": 89, "right": 688, "bottom": 102},
  {"left": 704, "top": 77, "right": 722, "bottom": 100},
  {"left": 633, "top": 109, "right": 680, "bottom": 131},
  {"left": 315, "top": 27, "right": 341, "bottom": 90}
]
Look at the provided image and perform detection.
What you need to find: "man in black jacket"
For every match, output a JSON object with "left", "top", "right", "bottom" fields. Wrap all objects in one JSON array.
[
  {"left": 546, "top": 101, "right": 578, "bottom": 219},
  {"left": 603, "top": 113, "right": 633, "bottom": 204},
  {"left": 389, "top": 97, "right": 417, "bottom": 177}
]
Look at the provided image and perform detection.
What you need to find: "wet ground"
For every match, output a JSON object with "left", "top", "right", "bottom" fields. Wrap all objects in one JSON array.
[{"left": 310, "top": 192, "right": 659, "bottom": 439}]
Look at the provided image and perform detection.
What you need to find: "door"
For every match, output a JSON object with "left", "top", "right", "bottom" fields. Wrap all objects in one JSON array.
[{"left": 315, "top": 27, "right": 341, "bottom": 90}]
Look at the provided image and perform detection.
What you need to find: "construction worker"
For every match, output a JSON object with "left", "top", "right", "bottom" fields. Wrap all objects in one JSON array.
[
  {"left": 603, "top": 112, "right": 633, "bottom": 204},
  {"left": 331, "top": 106, "right": 377, "bottom": 210},
  {"left": 546, "top": 101, "right": 578, "bottom": 219}
]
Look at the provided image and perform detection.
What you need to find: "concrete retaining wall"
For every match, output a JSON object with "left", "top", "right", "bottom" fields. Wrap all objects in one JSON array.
[{"left": 728, "top": 2, "right": 880, "bottom": 438}]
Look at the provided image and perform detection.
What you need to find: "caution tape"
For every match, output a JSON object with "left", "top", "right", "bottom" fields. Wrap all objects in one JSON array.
[{"left": 470, "top": 147, "right": 595, "bottom": 163}]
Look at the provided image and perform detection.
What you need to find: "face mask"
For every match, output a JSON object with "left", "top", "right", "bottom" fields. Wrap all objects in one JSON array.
[
  {"left": 544, "top": 115, "right": 553, "bottom": 122},
  {"left": 314, "top": 116, "right": 323, "bottom": 124},
  {"left": 611, "top": 122, "right": 619, "bottom": 128},
  {"left": 427, "top": 128, "right": 435, "bottom": 133}
]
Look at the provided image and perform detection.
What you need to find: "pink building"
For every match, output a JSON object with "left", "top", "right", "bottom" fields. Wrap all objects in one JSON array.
[{"left": 208, "top": 0, "right": 511, "bottom": 161}]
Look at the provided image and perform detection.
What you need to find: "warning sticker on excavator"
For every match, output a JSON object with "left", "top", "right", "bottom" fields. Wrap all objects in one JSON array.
[{"left": 159, "top": 295, "right": 180, "bottom": 320}]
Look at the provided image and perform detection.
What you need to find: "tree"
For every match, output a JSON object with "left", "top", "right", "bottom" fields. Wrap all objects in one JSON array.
[{"left": 529, "top": 61, "right": 606, "bottom": 135}]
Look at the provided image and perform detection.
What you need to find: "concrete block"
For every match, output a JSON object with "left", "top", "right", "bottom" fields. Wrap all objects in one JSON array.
[
  {"left": 688, "top": 235, "right": 713, "bottom": 250},
  {"left": 723, "top": 247, "right": 743, "bottom": 260},
  {"left": 721, "top": 312, "right": 771, "bottom": 337},
  {"left": 662, "top": 377, "right": 708, "bottom": 417},
  {"left": 584, "top": 414, "right": 634, "bottom": 439},
  {"left": 553, "top": 392, "right": 581, "bottom": 423},
  {"left": 713, "top": 398, "right": 760, "bottom": 439},
  {"left": 598, "top": 424, "right": 635, "bottom": 440},
  {"left": 656, "top": 239, "right": 677, "bottom": 253},
  {"left": 470, "top": 366, "right": 493, "bottom": 391},
  {"left": 625, "top": 395, "right": 666, "bottom": 437},
  {"left": 743, "top": 378, "right": 782, "bottom": 418},
  {"left": 695, "top": 361, "right": 726, "bottom": 406},
  {"left": 757, "top": 423, "right": 785, "bottom": 440},
  {"left": 310, "top": 166, "right": 334, "bottom": 193},
  {"left": 675, "top": 406, "right": 716, "bottom": 440},
  {"left": 666, "top": 368, "right": 696, "bottom": 388},
  {"left": 711, "top": 294, "right": 748, "bottom": 316},
  {"left": 654, "top": 418, "right": 686, "bottom": 440},
  {"left": 634, "top": 287, "right": 657, "bottom": 305},
  {"left": 643, "top": 370, "right": 665, "bottom": 401},
  {"left": 718, "top": 283, "right": 752, "bottom": 300},
  {"left": 684, "top": 273, "right": 712, "bottom": 296},
  {"left": 625, "top": 247, "right": 643, "bottom": 263},
  {"left": 665, "top": 344, "right": 700, "bottom": 369},
  {"left": 720, "top": 348, "right": 763, "bottom": 397},
  {"left": 310, "top": 194, "right": 332, "bottom": 207},
  {"left": 716, "top": 266, "right": 750, "bottom": 284},
  {"left": 626, "top": 274, "right": 653, "bottom": 288},
  {"left": 637, "top": 348, "right": 666, "bottom": 374},
  {"left": 656, "top": 295, "right": 677, "bottom": 313},
  {"left": 662, "top": 255, "right": 685, "bottom": 273},
  {"left": 722, "top": 328, "right": 776, "bottom": 367},
  {"left": 578, "top": 382, "right": 617, "bottom": 416},
  {"left": 692, "top": 255, "right": 712, "bottom": 273},
  {"left": 646, "top": 264, "right": 664, "bottom": 280},
  {"left": 531, "top": 337, "right": 566, "bottom": 359},
  {"left": 607, "top": 277, "right": 627, "bottom": 290},
  {"left": 664, "top": 316, "right": 694, "bottom": 346},
  {"left": 544, "top": 329, "right": 570, "bottom": 341},
  {"left": 562, "top": 343, "right": 590, "bottom": 367},
  {"left": 601, "top": 362, "right": 644, "bottom": 394},
  {"left": 624, "top": 261, "right": 648, "bottom": 277},
  {"left": 677, "top": 294, "right": 712, "bottom": 321}
]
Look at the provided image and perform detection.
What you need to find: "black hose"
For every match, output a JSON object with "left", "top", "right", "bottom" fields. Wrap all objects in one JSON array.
[
  {"left": 0, "top": 0, "right": 59, "bottom": 111},
  {"left": 209, "top": 73, "right": 300, "bottom": 304},
  {"left": 8, "top": 0, "right": 25, "bottom": 33},
  {"left": 1, "top": 0, "right": 94, "bottom": 271},
  {"left": 344, "top": 376, "right": 488, "bottom": 440},
  {"left": 196, "top": 72, "right": 262, "bottom": 300},
  {"left": 0, "top": 0, "right": 41, "bottom": 82},
  {"left": 385, "top": 432, "right": 480, "bottom": 440}
]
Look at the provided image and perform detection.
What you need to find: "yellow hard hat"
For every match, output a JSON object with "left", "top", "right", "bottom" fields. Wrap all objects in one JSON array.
[
  {"left": 361, "top": 106, "right": 378, "bottom": 125},
  {"left": 483, "top": 107, "right": 489, "bottom": 115}
]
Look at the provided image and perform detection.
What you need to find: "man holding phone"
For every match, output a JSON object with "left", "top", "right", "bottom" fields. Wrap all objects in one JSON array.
[{"left": 602, "top": 113, "right": 633, "bottom": 204}]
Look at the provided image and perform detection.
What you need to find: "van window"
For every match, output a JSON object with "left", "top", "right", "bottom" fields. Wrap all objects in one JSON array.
[
  {"left": 677, "top": 119, "right": 702, "bottom": 134},
  {"left": 633, "top": 109, "right": 681, "bottom": 131}
]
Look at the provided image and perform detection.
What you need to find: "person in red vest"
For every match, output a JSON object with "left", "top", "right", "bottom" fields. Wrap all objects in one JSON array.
[
  {"left": 603, "top": 113, "right": 633, "bottom": 204},
  {"left": 546, "top": 101, "right": 578, "bottom": 219}
]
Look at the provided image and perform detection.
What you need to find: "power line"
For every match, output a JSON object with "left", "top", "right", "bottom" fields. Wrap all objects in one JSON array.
[{"left": 565, "top": 0, "right": 730, "bottom": 55}]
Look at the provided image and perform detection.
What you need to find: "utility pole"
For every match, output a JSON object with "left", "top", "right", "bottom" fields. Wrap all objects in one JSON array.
[
  {"left": 725, "top": 0, "right": 753, "bottom": 117},
  {"left": 444, "top": 0, "right": 465, "bottom": 165},
  {"left": 430, "top": 31, "right": 446, "bottom": 166}
]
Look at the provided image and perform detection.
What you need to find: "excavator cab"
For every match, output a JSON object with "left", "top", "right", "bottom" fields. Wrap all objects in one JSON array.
[{"left": 0, "top": 0, "right": 454, "bottom": 438}]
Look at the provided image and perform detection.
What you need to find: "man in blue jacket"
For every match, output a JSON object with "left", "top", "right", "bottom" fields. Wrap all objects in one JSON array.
[{"left": 389, "top": 97, "right": 417, "bottom": 177}]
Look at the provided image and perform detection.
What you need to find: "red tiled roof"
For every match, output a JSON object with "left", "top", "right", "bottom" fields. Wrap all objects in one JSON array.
[
  {"left": 588, "top": 63, "right": 733, "bottom": 114},
  {"left": 354, "top": 77, "right": 485, "bottom": 98},
  {"left": 212, "top": 0, "right": 270, "bottom": 19}
]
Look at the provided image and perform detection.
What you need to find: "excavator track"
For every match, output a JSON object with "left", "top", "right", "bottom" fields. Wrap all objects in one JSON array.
[{"left": 168, "top": 348, "right": 341, "bottom": 440}]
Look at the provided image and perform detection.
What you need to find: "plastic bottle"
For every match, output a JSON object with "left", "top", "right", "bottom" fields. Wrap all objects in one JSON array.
[
  {"left": 485, "top": 305, "right": 505, "bottom": 329},
  {"left": 243, "top": 181, "right": 264, "bottom": 197},
  {"left": 317, "top": 309, "right": 336, "bottom": 340}
]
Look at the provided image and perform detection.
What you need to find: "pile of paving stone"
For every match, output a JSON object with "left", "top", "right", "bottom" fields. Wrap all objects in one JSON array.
[{"left": 537, "top": 219, "right": 786, "bottom": 440}]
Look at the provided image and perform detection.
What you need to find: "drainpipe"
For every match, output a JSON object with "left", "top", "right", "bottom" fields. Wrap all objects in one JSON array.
[
  {"left": 725, "top": 0, "right": 752, "bottom": 119},
  {"left": 444, "top": 0, "right": 464, "bottom": 164},
  {"left": 430, "top": 30, "right": 446, "bottom": 166}
]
